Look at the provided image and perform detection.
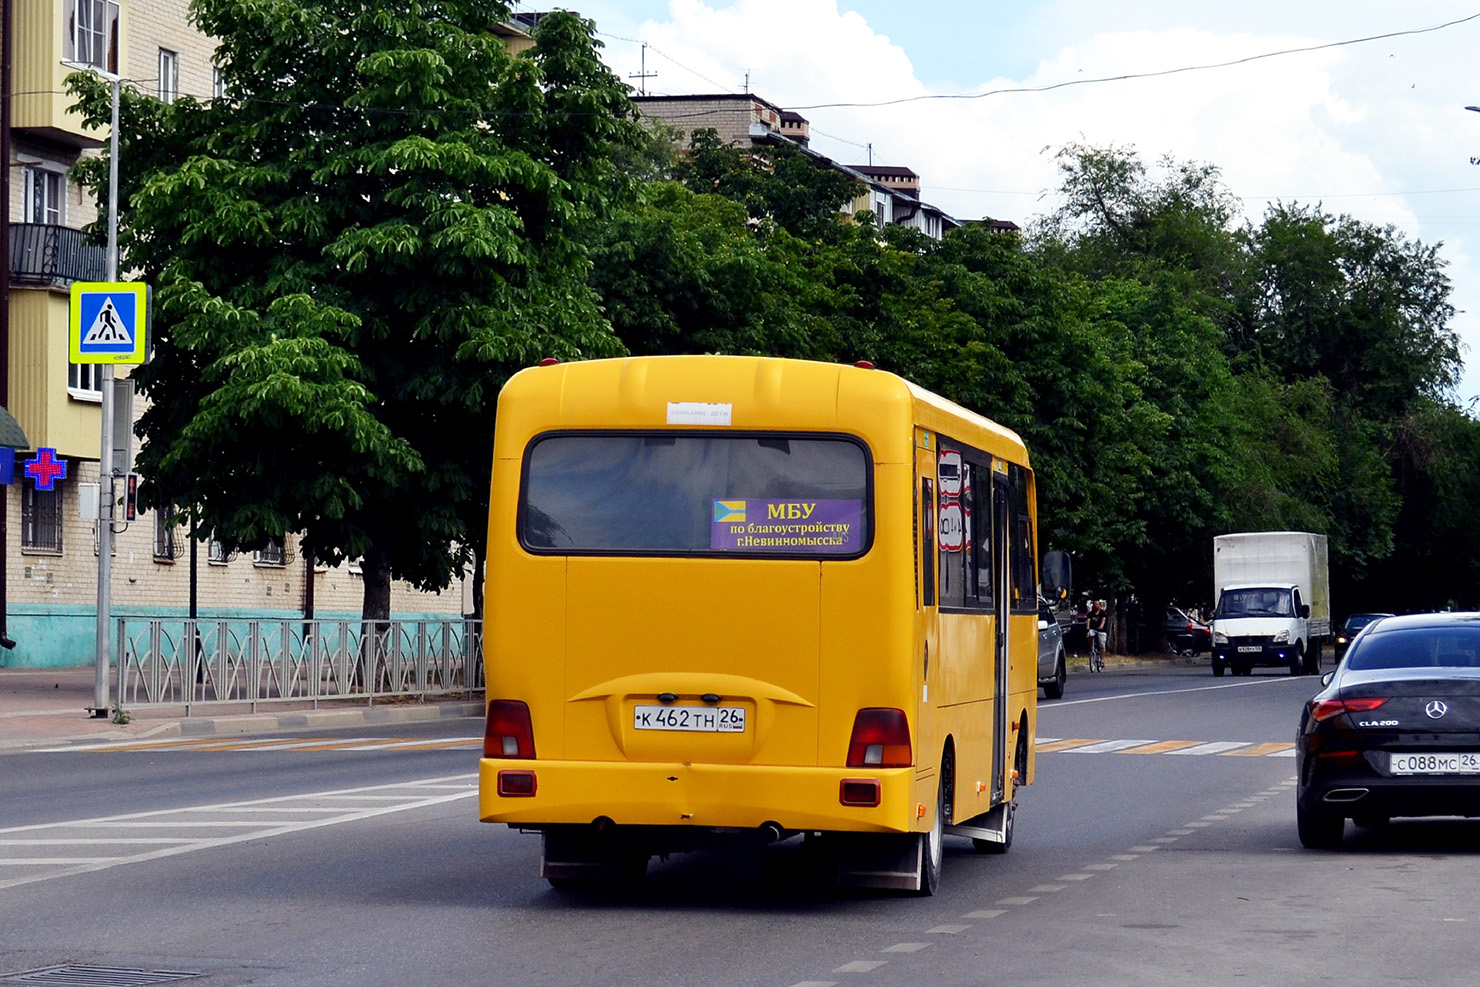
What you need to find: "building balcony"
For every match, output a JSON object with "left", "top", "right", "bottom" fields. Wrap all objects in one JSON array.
[
  {"left": 12, "top": 0, "right": 115, "bottom": 147},
  {"left": 8, "top": 224, "right": 108, "bottom": 289}
]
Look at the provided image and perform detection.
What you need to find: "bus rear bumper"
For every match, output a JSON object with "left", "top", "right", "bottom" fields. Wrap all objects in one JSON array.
[{"left": 479, "top": 758, "right": 919, "bottom": 834}]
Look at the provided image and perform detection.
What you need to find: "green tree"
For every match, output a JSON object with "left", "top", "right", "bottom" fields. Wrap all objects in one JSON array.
[{"left": 68, "top": 4, "right": 643, "bottom": 620}]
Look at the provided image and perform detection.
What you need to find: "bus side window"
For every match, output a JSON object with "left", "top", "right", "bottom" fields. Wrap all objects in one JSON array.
[
  {"left": 921, "top": 478, "right": 936, "bottom": 607},
  {"left": 972, "top": 464, "right": 993, "bottom": 607},
  {"left": 1008, "top": 464, "right": 1037, "bottom": 612}
]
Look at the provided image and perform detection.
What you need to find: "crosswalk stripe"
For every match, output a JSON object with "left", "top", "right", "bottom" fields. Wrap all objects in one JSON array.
[
  {"left": 1222, "top": 742, "right": 1295, "bottom": 757},
  {"left": 1115, "top": 740, "right": 1206, "bottom": 755},
  {"left": 1062, "top": 739, "right": 1154, "bottom": 754},
  {"left": 1034, "top": 738, "right": 1100, "bottom": 752},
  {"left": 1036, "top": 738, "right": 1295, "bottom": 757},
  {"left": 1168, "top": 742, "right": 1252, "bottom": 755}
]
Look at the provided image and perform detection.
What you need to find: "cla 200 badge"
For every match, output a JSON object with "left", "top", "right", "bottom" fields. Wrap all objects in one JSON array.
[{"left": 1357, "top": 719, "right": 1399, "bottom": 727}]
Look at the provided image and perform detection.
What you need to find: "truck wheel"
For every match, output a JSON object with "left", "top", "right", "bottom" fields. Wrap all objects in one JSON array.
[
  {"left": 1212, "top": 661, "right": 1225, "bottom": 677},
  {"left": 1289, "top": 651, "right": 1302, "bottom": 675}
]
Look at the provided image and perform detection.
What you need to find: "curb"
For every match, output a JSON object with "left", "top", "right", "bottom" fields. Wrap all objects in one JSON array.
[{"left": 0, "top": 700, "right": 487, "bottom": 752}]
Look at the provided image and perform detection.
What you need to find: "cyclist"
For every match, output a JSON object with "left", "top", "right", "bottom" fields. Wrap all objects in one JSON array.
[{"left": 1086, "top": 599, "right": 1108, "bottom": 672}]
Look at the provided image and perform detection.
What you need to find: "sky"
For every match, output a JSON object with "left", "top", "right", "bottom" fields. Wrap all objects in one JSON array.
[{"left": 515, "top": 0, "right": 1480, "bottom": 405}]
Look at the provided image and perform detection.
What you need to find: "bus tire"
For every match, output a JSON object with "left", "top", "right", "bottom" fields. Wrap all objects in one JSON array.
[{"left": 912, "top": 760, "right": 948, "bottom": 896}]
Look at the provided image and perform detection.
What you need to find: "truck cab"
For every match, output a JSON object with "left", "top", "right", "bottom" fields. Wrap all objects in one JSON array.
[{"left": 1210, "top": 583, "right": 1311, "bottom": 676}]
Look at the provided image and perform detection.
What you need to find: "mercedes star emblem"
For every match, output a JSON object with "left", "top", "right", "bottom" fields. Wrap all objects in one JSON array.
[{"left": 1425, "top": 700, "right": 1449, "bottom": 719}]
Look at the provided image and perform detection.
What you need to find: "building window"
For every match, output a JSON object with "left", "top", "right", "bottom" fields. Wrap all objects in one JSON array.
[
  {"left": 22, "top": 482, "right": 64, "bottom": 553},
  {"left": 68, "top": 362, "right": 103, "bottom": 400},
  {"left": 68, "top": 0, "right": 120, "bottom": 74},
  {"left": 158, "top": 49, "right": 179, "bottom": 104},
  {"left": 212, "top": 67, "right": 225, "bottom": 101},
  {"left": 154, "top": 506, "right": 178, "bottom": 560},
  {"left": 207, "top": 532, "right": 233, "bottom": 564},
  {"left": 22, "top": 168, "right": 64, "bottom": 225},
  {"left": 254, "top": 538, "right": 286, "bottom": 566}
]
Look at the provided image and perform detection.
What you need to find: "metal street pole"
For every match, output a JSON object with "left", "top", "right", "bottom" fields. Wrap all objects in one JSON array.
[{"left": 91, "top": 78, "right": 120, "bottom": 717}]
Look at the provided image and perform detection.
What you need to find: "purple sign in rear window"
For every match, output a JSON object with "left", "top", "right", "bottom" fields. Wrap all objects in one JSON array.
[{"left": 710, "top": 499, "right": 864, "bottom": 554}]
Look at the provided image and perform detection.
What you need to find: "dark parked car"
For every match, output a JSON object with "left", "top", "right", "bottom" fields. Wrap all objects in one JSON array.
[
  {"left": 1165, "top": 606, "right": 1211, "bottom": 656},
  {"left": 1296, "top": 612, "right": 1480, "bottom": 848},
  {"left": 1334, "top": 612, "right": 1395, "bottom": 660}
]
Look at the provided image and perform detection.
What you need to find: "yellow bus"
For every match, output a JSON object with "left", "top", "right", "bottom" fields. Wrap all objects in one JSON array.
[{"left": 478, "top": 355, "right": 1042, "bottom": 894}]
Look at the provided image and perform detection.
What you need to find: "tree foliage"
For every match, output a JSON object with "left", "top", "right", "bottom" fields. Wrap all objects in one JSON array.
[{"left": 69, "top": 4, "right": 643, "bottom": 619}]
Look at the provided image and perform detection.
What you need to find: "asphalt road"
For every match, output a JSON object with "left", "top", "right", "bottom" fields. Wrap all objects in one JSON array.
[{"left": 4, "top": 664, "right": 1480, "bottom": 987}]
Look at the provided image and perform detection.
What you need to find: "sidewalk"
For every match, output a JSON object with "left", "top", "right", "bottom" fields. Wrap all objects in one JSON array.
[{"left": 0, "top": 664, "right": 486, "bottom": 752}]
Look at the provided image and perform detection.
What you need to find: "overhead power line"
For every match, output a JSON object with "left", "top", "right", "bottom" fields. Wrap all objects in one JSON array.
[{"left": 786, "top": 13, "right": 1480, "bottom": 111}]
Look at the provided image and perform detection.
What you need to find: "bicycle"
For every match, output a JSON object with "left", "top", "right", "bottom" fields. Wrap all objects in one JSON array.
[{"left": 1088, "top": 631, "right": 1104, "bottom": 673}]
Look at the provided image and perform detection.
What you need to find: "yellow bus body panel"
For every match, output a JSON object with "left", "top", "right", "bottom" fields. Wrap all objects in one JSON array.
[{"left": 480, "top": 356, "right": 1036, "bottom": 838}]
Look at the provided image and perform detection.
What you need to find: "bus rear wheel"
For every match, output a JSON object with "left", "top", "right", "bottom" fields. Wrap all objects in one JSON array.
[{"left": 911, "top": 758, "right": 949, "bottom": 896}]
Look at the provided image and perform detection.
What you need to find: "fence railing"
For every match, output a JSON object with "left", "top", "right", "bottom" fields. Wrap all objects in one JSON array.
[
  {"left": 9, "top": 223, "right": 108, "bottom": 287},
  {"left": 116, "top": 617, "right": 484, "bottom": 714}
]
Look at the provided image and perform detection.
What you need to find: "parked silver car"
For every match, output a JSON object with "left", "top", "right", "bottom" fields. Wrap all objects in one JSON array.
[{"left": 1038, "top": 600, "right": 1067, "bottom": 699}]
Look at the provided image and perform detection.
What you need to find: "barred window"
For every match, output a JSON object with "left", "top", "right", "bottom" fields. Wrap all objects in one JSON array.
[
  {"left": 254, "top": 538, "right": 285, "bottom": 566},
  {"left": 208, "top": 532, "right": 232, "bottom": 564},
  {"left": 154, "top": 506, "right": 178, "bottom": 560},
  {"left": 22, "top": 482, "right": 64, "bottom": 553}
]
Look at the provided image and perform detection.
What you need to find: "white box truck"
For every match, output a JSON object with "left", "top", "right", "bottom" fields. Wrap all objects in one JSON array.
[{"left": 1210, "top": 532, "right": 1330, "bottom": 677}]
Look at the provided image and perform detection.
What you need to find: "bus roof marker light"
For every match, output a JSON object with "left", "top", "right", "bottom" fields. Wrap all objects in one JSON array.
[
  {"left": 538, "top": 357, "right": 559, "bottom": 366},
  {"left": 855, "top": 360, "right": 875, "bottom": 369}
]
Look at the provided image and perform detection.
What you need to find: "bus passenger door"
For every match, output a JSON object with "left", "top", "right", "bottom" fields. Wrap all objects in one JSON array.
[
  {"left": 915, "top": 443, "right": 938, "bottom": 777},
  {"left": 990, "top": 470, "right": 1010, "bottom": 802}
]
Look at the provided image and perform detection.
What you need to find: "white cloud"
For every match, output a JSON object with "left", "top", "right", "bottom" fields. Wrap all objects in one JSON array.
[{"left": 588, "top": 0, "right": 1480, "bottom": 403}]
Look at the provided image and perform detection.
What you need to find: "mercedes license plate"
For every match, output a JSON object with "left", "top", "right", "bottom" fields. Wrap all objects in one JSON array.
[
  {"left": 1389, "top": 752, "right": 1480, "bottom": 775},
  {"left": 1237, "top": 645, "right": 1262, "bottom": 653},
  {"left": 633, "top": 704, "right": 747, "bottom": 733}
]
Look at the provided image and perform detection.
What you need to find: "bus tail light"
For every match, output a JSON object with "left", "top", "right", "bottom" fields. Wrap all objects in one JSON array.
[
  {"left": 840, "top": 778, "right": 881, "bottom": 807},
  {"left": 846, "top": 708, "right": 912, "bottom": 768},
  {"left": 484, "top": 700, "right": 536, "bottom": 759}
]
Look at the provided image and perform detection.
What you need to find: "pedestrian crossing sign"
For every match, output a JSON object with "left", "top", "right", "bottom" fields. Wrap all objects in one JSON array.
[{"left": 69, "top": 282, "right": 148, "bottom": 365}]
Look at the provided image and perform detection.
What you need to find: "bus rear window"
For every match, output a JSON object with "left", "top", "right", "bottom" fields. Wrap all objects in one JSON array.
[{"left": 520, "top": 433, "right": 871, "bottom": 557}]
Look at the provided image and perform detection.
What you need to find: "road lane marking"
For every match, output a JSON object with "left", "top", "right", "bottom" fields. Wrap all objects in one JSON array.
[
  {"left": 1035, "top": 738, "right": 1295, "bottom": 756},
  {"left": 833, "top": 961, "right": 887, "bottom": 973},
  {"left": 882, "top": 943, "right": 930, "bottom": 953},
  {"left": 1062, "top": 739, "right": 1154, "bottom": 753},
  {"left": 30, "top": 737, "right": 479, "bottom": 754},
  {"left": 1048, "top": 676, "right": 1310, "bottom": 707},
  {"left": 1118, "top": 740, "right": 1206, "bottom": 754},
  {"left": 0, "top": 773, "right": 476, "bottom": 891}
]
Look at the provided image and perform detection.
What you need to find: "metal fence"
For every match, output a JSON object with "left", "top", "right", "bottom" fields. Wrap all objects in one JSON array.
[
  {"left": 116, "top": 617, "right": 484, "bottom": 714},
  {"left": 9, "top": 222, "right": 108, "bottom": 287}
]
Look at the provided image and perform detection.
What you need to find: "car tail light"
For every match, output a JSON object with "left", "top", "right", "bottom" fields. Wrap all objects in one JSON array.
[
  {"left": 1309, "top": 697, "right": 1389, "bottom": 723},
  {"left": 484, "top": 700, "right": 536, "bottom": 759},
  {"left": 846, "top": 708, "right": 912, "bottom": 768},
  {"left": 840, "top": 778, "right": 882, "bottom": 806}
]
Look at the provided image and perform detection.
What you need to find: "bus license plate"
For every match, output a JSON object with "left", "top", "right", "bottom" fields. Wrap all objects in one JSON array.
[
  {"left": 633, "top": 705, "right": 747, "bottom": 733},
  {"left": 1389, "top": 752, "right": 1480, "bottom": 775}
]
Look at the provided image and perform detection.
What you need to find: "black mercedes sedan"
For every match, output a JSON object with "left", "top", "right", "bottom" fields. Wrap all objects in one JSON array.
[{"left": 1296, "top": 612, "right": 1480, "bottom": 849}]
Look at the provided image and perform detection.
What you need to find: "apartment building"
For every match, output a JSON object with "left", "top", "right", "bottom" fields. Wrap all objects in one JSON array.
[
  {"left": 633, "top": 92, "right": 962, "bottom": 239},
  {"left": 2, "top": 0, "right": 470, "bottom": 668}
]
